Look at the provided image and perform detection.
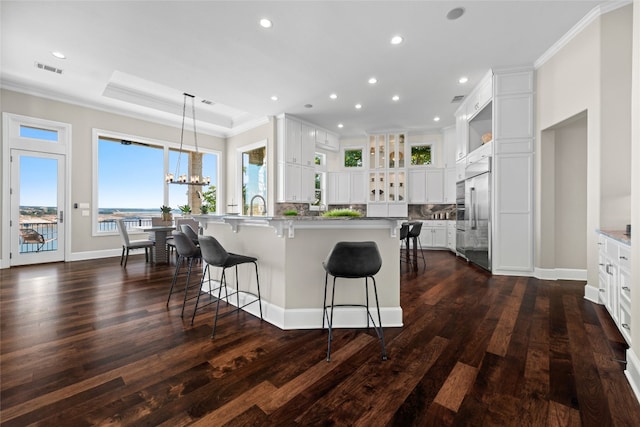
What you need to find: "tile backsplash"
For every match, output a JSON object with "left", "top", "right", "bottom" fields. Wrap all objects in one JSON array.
[{"left": 408, "top": 204, "right": 456, "bottom": 220}]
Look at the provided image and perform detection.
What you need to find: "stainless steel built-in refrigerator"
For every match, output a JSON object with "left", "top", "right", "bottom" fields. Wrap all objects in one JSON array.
[{"left": 463, "top": 157, "right": 491, "bottom": 271}]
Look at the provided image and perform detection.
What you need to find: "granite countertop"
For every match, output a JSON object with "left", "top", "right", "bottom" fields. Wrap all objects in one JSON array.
[{"left": 597, "top": 229, "right": 631, "bottom": 245}]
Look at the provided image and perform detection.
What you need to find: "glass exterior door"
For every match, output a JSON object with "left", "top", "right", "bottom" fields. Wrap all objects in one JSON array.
[{"left": 10, "top": 150, "right": 65, "bottom": 265}]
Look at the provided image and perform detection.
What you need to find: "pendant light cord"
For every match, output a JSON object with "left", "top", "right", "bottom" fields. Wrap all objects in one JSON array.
[{"left": 174, "top": 93, "right": 198, "bottom": 178}]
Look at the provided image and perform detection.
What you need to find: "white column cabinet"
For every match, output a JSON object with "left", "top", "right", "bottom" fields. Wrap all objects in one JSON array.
[
  {"left": 350, "top": 171, "right": 367, "bottom": 204},
  {"left": 455, "top": 68, "right": 534, "bottom": 274}
]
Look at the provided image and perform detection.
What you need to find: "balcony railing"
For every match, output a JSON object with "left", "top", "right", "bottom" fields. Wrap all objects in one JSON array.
[{"left": 19, "top": 217, "right": 157, "bottom": 254}]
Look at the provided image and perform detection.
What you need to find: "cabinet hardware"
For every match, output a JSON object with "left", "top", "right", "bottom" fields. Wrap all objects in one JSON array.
[
  {"left": 599, "top": 263, "right": 604, "bottom": 266},
  {"left": 599, "top": 289, "right": 605, "bottom": 293},
  {"left": 620, "top": 256, "right": 628, "bottom": 260},
  {"left": 622, "top": 286, "right": 631, "bottom": 292},
  {"left": 622, "top": 323, "right": 630, "bottom": 330}
]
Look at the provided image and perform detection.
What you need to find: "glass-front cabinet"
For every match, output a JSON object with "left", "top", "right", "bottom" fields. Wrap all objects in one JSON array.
[{"left": 367, "top": 132, "right": 407, "bottom": 216}]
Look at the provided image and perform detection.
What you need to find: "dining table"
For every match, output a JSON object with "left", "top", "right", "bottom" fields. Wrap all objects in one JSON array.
[{"left": 138, "top": 225, "right": 175, "bottom": 264}]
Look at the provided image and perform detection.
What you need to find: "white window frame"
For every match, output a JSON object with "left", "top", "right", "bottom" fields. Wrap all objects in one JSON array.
[
  {"left": 92, "top": 128, "right": 220, "bottom": 236},
  {"left": 342, "top": 146, "right": 365, "bottom": 169},
  {"left": 408, "top": 142, "right": 435, "bottom": 168}
]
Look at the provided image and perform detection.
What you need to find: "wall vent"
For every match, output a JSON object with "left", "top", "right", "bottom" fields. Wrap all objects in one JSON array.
[
  {"left": 35, "top": 62, "right": 63, "bottom": 74},
  {"left": 451, "top": 95, "right": 465, "bottom": 103}
]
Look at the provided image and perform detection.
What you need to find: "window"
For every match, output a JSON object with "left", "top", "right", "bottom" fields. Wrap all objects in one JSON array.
[
  {"left": 312, "top": 153, "right": 326, "bottom": 209},
  {"left": 20, "top": 125, "right": 58, "bottom": 142},
  {"left": 242, "top": 145, "right": 267, "bottom": 215},
  {"left": 94, "top": 132, "right": 218, "bottom": 233},
  {"left": 410, "top": 144, "right": 432, "bottom": 166},
  {"left": 344, "top": 148, "right": 363, "bottom": 168}
]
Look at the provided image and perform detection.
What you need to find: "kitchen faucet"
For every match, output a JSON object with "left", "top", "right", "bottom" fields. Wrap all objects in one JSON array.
[{"left": 249, "top": 195, "right": 267, "bottom": 216}]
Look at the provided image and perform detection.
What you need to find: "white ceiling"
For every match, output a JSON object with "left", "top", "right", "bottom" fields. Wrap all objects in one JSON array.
[{"left": 1, "top": 1, "right": 615, "bottom": 138}]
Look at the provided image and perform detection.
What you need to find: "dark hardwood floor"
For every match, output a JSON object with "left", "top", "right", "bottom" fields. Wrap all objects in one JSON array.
[{"left": 2, "top": 251, "right": 639, "bottom": 426}]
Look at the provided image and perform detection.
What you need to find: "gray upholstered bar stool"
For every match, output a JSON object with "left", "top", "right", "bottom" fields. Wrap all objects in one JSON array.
[
  {"left": 408, "top": 222, "right": 426, "bottom": 271},
  {"left": 166, "top": 231, "right": 202, "bottom": 317},
  {"left": 180, "top": 224, "right": 200, "bottom": 246},
  {"left": 192, "top": 235, "right": 263, "bottom": 338},
  {"left": 322, "top": 241, "right": 387, "bottom": 362}
]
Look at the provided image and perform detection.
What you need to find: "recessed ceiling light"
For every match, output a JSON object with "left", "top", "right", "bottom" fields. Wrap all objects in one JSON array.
[
  {"left": 392, "top": 95, "right": 400, "bottom": 102},
  {"left": 271, "top": 95, "right": 278, "bottom": 101},
  {"left": 446, "top": 7, "right": 465, "bottom": 20},
  {"left": 458, "top": 76, "right": 469, "bottom": 84},
  {"left": 338, "top": 123, "right": 344, "bottom": 128},
  {"left": 355, "top": 104, "right": 362, "bottom": 109},
  {"left": 51, "top": 51, "right": 66, "bottom": 59},
  {"left": 433, "top": 116, "right": 441, "bottom": 122},
  {"left": 368, "top": 77, "right": 378, "bottom": 85},
  {"left": 329, "top": 93, "right": 338, "bottom": 100},
  {"left": 390, "top": 35, "right": 404, "bottom": 45},
  {"left": 259, "top": 18, "right": 272, "bottom": 28}
]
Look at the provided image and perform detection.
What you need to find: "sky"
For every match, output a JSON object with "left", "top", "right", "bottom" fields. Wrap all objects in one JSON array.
[{"left": 17, "top": 126, "right": 218, "bottom": 210}]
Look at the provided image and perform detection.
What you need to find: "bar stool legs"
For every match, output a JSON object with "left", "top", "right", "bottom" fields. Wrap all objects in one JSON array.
[{"left": 322, "top": 241, "right": 388, "bottom": 362}]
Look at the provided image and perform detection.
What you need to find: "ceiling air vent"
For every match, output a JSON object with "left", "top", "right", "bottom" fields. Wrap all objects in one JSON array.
[
  {"left": 35, "top": 62, "right": 63, "bottom": 74},
  {"left": 201, "top": 99, "right": 214, "bottom": 105},
  {"left": 451, "top": 95, "right": 465, "bottom": 103}
]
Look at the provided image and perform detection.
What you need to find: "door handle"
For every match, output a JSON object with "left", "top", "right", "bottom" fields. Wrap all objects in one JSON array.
[
  {"left": 59, "top": 211, "right": 64, "bottom": 224},
  {"left": 470, "top": 187, "right": 477, "bottom": 230}
]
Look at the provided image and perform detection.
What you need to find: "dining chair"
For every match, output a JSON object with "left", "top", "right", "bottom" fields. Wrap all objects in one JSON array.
[{"left": 115, "top": 219, "right": 154, "bottom": 267}]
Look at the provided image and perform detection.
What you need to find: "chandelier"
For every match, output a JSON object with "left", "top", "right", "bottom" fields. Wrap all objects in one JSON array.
[{"left": 165, "top": 93, "right": 211, "bottom": 186}]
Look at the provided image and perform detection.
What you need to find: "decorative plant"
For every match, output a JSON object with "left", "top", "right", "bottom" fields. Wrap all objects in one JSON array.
[
  {"left": 178, "top": 204, "right": 192, "bottom": 215},
  {"left": 283, "top": 209, "right": 298, "bottom": 216},
  {"left": 160, "top": 205, "right": 173, "bottom": 221},
  {"left": 200, "top": 204, "right": 209, "bottom": 214},
  {"left": 200, "top": 186, "right": 217, "bottom": 213},
  {"left": 321, "top": 208, "right": 362, "bottom": 218}
]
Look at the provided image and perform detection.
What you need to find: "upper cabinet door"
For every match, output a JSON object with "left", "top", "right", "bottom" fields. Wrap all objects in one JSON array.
[
  {"left": 300, "top": 123, "right": 316, "bottom": 166},
  {"left": 284, "top": 118, "right": 301, "bottom": 164}
]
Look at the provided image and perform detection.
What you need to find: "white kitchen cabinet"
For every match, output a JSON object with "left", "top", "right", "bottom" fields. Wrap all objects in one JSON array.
[
  {"left": 277, "top": 115, "right": 317, "bottom": 202},
  {"left": 444, "top": 167, "right": 457, "bottom": 203},
  {"left": 442, "top": 125, "right": 457, "bottom": 168},
  {"left": 278, "top": 163, "right": 315, "bottom": 203},
  {"left": 300, "top": 123, "right": 316, "bottom": 167},
  {"left": 425, "top": 169, "right": 444, "bottom": 203},
  {"left": 446, "top": 221, "right": 456, "bottom": 252},
  {"left": 408, "top": 168, "right": 444, "bottom": 203},
  {"left": 367, "top": 132, "right": 407, "bottom": 217},
  {"left": 350, "top": 171, "right": 367, "bottom": 204},
  {"left": 455, "top": 159, "right": 466, "bottom": 182},
  {"left": 315, "top": 128, "right": 340, "bottom": 152},
  {"left": 598, "top": 232, "right": 632, "bottom": 344},
  {"left": 408, "top": 170, "right": 426, "bottom": 203},
  {"left": 455, "top": 112, "right": 468, "bottom": 162},
  {"left": 327, "top": 172, "right": 350, "bottom": 204},
  {"left": 420, "top": 221, "right": 447, "bottom": 248}
]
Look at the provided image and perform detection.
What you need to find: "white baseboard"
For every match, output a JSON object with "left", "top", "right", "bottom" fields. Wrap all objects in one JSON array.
[
  {"left": 583, "top": 283, "right": 601, "bottom": 304},
  {"left": 201, "top": 284, "right": 403, "bottom": 331},
  {"left": 68, "top": 249, "right": 121, "bottom": 262},
  {"left": 625, "top": 348, "right": 640, "bottom": 405},
  {"left": 533, "top": 267, "right": 587, "bottom": 281}
]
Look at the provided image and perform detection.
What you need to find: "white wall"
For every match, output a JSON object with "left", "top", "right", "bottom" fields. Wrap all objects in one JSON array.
[
  {"left": 0, "top": 89, "right": 225, "bottom": 258},
  {"left": 536, "top": 5, "right": 633, "bottom": 285}
]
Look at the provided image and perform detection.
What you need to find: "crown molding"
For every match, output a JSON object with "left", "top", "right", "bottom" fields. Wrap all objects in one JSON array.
[
  {"left": 1, "top": 78, "right": 275, "bottom": 139},
  {"left": 534, "top": 0, "right": 632, "bottom": 69}
]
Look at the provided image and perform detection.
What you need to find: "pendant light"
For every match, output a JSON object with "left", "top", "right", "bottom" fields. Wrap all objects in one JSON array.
[{"left": 165, "top": 92, "right": 210, "bottom": 186}]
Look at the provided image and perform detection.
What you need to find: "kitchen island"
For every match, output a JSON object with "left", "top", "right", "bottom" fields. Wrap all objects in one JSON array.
[{"left": 194, "top": 215, "right": 404, "bottom": 330}]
